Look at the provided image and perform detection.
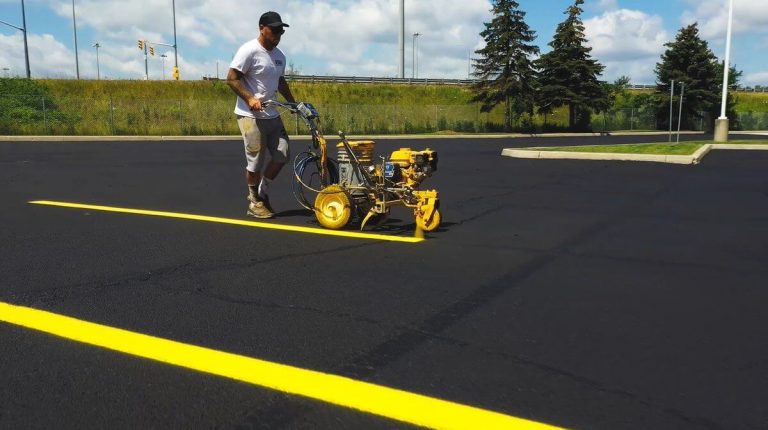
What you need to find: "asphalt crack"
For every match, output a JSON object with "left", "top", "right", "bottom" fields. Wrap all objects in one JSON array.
[{"left": 13, "top": 242, "right": 379, "bottom": 307}]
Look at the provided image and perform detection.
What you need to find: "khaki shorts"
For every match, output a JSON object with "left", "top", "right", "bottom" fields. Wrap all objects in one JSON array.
[{"left": 237, "top": 116, "right": 290, "bottom": 173}]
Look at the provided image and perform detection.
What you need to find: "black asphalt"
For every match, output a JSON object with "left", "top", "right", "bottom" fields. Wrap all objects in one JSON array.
[{"left": 1, "top": 133, "right": 767, "bottom": 429}]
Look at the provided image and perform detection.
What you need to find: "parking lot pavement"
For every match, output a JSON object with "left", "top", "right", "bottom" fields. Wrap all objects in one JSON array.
[{"left": 1, "top": 134, "right": 767, "bottom": 429}]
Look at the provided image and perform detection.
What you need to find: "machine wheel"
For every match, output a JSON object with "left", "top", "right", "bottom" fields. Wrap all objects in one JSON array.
[
  {"left": 416, "top": 209, "right": 441, "bottom": 232},
  {"left": 315, "top": 185, "right": 352, "bottom": 230}
]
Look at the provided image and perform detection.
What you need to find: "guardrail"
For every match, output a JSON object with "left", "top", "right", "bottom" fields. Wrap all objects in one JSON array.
[
  {"left": 211, "top": 75, "right": 767, "bottom": 92},
  {"left": 282, "top": 75, "right": 665, "bottom": 89},
  {"left": 284, "top": 75, "right": 477, "bottom": 85}
]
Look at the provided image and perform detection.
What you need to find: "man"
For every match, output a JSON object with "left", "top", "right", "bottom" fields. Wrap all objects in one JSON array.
[{"left": 227, "top": 11, "right": 296, "bottom": 219}]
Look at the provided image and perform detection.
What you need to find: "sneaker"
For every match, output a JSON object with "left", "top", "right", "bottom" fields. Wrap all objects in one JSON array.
[
  {"left": 261, "top": 195, "right": 275, "bottom": 214},
  {"left": 246, "top": 199, "right": 274, "bottom": 219},
  {"left": 248, "top": 194, "right": 275, "bottom": 215}
]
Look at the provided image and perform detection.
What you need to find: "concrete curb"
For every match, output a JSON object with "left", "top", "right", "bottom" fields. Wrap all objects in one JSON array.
[
  {"left": 711, "top": 143, "right": 768, "bottom": 150},
  {"left": 501, "top": 143, "right": 768, "bottom": 165}
]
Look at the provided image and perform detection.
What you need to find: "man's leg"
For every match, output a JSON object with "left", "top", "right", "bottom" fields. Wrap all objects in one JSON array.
[
  {"left": 238, "top": 116, "right": 273, "bottom": 218},
  {"left": 247, "top": 169, "right": 262, "bottom": 201},
  {"left": 258, "top": 122, "right": 290, "bottom": 213}
]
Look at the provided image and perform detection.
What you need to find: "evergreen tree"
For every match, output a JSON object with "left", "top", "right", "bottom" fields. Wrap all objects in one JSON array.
[
  {"left": 535, "top": 0, "right": 607, "bottom": 131},
  {"left": 471, "top": 0, "right": 539, "bottom": 131},
  {"left": 654, "top": 23, "right": 738, "bottom": 131}
]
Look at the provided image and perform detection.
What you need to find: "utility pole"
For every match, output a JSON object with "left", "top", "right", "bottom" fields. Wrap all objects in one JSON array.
[
  {"left": 21, "top": 0, "right": 30, "bottom": 78},
  {"left": 668, "top": 79, "right": 675, "bottom": 142},
  {"left": 138, "top": 39, "right": 149, "bottom": 79},
  {"left": 92, "top": 42, "right": 101, "bottom": 80},
  {"left": 468, "top": 51, "right": 471, "bottom": 80},
  {"left": 398, "top": 0, "right": 404, "bottom": 78},
  {"left": 676, "top": 83, "right": 685, "bottom": 143},
  {"left": 416, "top": 32, "right": 420, "bottom": 78},
  {"left": 72, "top": 0, "right": 80, "bottom": 79},
  {"left": 172, "top": 0, "right": 179, "bottom": 80}
]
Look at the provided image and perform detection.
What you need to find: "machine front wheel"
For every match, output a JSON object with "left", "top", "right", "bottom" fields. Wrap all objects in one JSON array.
[
  {"left": 315, "top": 185, "right": 352, "bottom": 230},
  {"left": 416, "top": 209, "right": 441, "bottom": 232}
]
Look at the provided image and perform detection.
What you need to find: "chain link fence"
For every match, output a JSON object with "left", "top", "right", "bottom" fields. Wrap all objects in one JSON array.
[
  {"left": 736, "top": 111, "right": 768, "bottom": 130},
  {"left": 2, "top": 94, "right": 764, "bottom": 136},
  {"left": 0, "top": 96, "right": 509, "bottom": 135}
]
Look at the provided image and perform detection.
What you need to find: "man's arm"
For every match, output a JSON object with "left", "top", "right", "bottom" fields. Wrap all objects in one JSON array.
[
  {"left": 278, "top": 76, "right": 296, "bottom": 104},
  {"left": 226, "top": 68, "right": 262, "bottom": 111}
]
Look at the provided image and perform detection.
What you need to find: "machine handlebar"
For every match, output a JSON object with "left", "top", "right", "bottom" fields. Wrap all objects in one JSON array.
[{"left": 262, "top": 100, "right": 319, "bottom": 120}]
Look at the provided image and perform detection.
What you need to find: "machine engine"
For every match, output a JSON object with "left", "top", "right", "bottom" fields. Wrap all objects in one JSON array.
[
  {"left": 336, "top": 140, "right": 375, "bottom": 189},
  {"left": 385, "top": 147, "right": 439, "bottom": 187}
]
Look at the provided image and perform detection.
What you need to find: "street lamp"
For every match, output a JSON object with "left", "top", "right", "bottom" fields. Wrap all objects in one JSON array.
[
  {"left": 160, "top": 54, "right": 167, "bottom": 80},
  {"left": 0, "top": 0, "right": 31, "bottom": 78},
  {"left": 715, "top": 0, "right": 734, "bottom": 142},
  {"left": 72, "top": 0, "right": 80, "bottom": 79},
  {"left": 412, "top": 32, "right": 421, "bottom": 78},
  {"left": 2, "top": 67, "right": 9, "bottom": 78},
  {"left": 92, "top": 42, "right": 101, "bottom": 80}
]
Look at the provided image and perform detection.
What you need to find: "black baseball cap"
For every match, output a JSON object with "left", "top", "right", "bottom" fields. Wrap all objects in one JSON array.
[{"left": 259, "top": 11, "right": 289, "bottom": 28}]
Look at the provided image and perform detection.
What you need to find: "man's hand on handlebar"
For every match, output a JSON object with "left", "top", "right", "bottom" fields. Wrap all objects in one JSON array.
[
  {"left": 261, "top": 100, "right": 298, "bottom": 112},
  {"left": 248, "top": 96, "right": 263, "bottom": 112}
]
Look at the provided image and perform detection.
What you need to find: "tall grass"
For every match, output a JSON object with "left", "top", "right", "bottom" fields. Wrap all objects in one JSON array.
[
  {"left": 4, "top": 79, "right": 572, "bottom": 135},
  {"left": 733, "top": 92, "right": 768, "bottom": 112},
  {"left": 8, "top": 79, "right": 764, "bottom": 135}
]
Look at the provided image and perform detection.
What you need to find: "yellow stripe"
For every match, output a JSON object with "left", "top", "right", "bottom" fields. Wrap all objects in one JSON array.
[
  {"left": 0, "top": 302, "right": 560, "bottom": 430},
  {"left": 29, "top": 200, "right": 423, "bottom": 244}
]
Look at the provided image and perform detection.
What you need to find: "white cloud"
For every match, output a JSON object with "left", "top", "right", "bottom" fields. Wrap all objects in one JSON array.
[
  {"left": 584, "top": 9, "right": 669, "bottom": 84},
  {"left": 597, "top": 0, "right": 619, "bottom": 11},
  {"left": 681, "top": 0, "right": 768, "bottom": 40},
  {"left": 0, "top": 32, "right": 75, "bottom": 78},
  {"left": 279, "top": 0, "right": 491, "bottom": 78},
  {"left": 743, "top": 71, "right": 768, "bottom": 86},
  {"left": 10, "top": 0, "right": 491, "bottom": 79}
]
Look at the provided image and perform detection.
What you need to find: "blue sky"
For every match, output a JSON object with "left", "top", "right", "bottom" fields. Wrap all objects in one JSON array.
[{"left": 1, "top": 0, "right": 766, "bottom": 85}]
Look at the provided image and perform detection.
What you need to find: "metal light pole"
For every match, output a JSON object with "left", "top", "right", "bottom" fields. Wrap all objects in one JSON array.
[
  {"left": 0, "top": 0, "right": 31, "bottom": 78},
  {"left": 2, "top": 67, "right": 9, "bottom": 78},
  {"left": 72, "top": 0, "right": 80, "bottom": 79},
  {"left": 676, "top": 83, "right": 685, "bottom": 143},
  {"left": 668, "top": 79, "right": 675, "bottom": 142},
  {"left": 21, "top": 0, "right": 30, "bottom": 78},
  {"left": 92, "top": 42, "right": 100, "bottom": 80},
  {"left": 161, "top": 54, "right": 167, "bottom": 80},
  {"left": 172, "top": 0, "right": 179, "bottom": 78},
  {"left": 411, "top": 32, "right": 418, "bottom": 78},
  {"left": 714, "top": 0, "right": 734, "bottom": 142},
  {"left": 468, "top": 51, "right": 471, "bottom": 80},
  {"left": 398, "top": 0, "right": 404, "bottom": 78},
  {"left": 412, "top": 32, "right": 421, "bottom": 78}
]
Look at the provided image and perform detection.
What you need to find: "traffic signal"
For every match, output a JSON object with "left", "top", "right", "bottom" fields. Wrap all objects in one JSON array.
[
  {"left": 172, "top": 66, "right": 180, "bottom": 80},
  {"left": 137, "top": 39, "right": 144, "bottom": 50},
  {"left": 149, "top": 46, "right": 155, "bottom": 56}
]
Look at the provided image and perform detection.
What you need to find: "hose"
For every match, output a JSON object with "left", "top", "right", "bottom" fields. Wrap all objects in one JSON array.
[{"left": 292, "top": 151, "right": 339, "bottom": 211}]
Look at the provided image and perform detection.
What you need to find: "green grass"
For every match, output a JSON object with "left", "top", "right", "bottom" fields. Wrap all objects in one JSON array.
[
  {"left": 536, "top": 140, "right": 768, "bottom": 155},
  {"left": 733, "top": 92, "right": 768, "bottom": 112},
  {"left": 2, "top": 79, "right": 574, "bottom": 135},
  {"left": 2, "top": 79, "right": 766, "bottom": 136}
]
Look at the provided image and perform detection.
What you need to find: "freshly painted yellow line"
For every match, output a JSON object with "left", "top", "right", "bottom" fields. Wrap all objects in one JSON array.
[
  {"left": 29, "top": 200, "right": 423, "bottom": 243},
  {"left": 0, "top": 302, "right": 560, "bottom": 430}
]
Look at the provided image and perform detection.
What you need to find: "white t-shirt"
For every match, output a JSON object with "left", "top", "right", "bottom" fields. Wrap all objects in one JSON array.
[{"left": 230, "top": 39, "right": 286, "bottom": 119}]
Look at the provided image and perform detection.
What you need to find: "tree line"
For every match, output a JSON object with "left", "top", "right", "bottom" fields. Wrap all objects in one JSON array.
[{"left": 472, "top": 0, "right": 739, "bottom": 132}]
